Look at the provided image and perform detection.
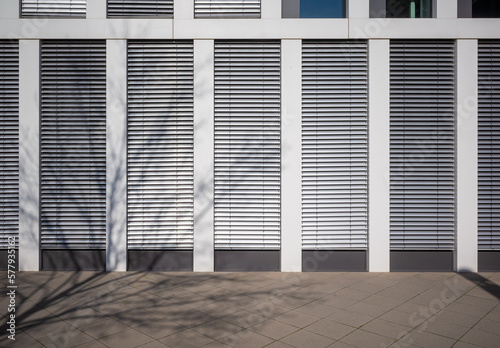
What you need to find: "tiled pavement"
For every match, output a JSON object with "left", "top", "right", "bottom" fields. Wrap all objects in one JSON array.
[{"left": 1, "top": 271, "right": 499, "bottom": 348}]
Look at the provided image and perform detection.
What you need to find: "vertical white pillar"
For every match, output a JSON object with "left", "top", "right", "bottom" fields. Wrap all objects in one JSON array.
[
  {"left": 106, "top": 40, "right": 128, "bottom": 272},
  {"left": 193, "top": 40, "right": 214, "bottom": 272},
  {"left": 348, "top": 0, "right": 370, "bottom": 18},
  {"left": 281, "top": 39, "right": 302, "bottom": 272},
  {"left": 368, "top": 39, "right": 390, "bottom": 272},
  {"left": 456, "top": 39, "right": 478, "bottom": 272},
  {"left": 0, "top": 0, "right": 19, "bottom": 18},
  {"left": 174, "top": 0, "right": 194, "bottom": 19},
  {"left": 435, "top": 0, "right": 457, "bottom": 18},
  {"left": 262, "top": 0, "right": 281, "bottom": 19},
  {"left": 19, "top": 40, "right": 40, "bottom": 271},
  {"left": 87, "top": 0, "right": 107, "bottom": 19}
]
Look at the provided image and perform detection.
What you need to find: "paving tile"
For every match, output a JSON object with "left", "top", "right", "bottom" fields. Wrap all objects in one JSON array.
[
  {"left": 197, "top": 302, "right": 241, "bottom": 318},
  {"left": 22, "top": 320, "right": 77, "bottom": 340},
  {"left": 80, "top": 317, "right": 130, "bottom": 339},
  {"left": 360, "top": 319, "right": 411, "bottom": 339},
  {"left": 160, "top": 329, "right": 215, "bottom": 348},
  {"left": 0, "top": 330, "right": 44, "bottom": 347},
  {"left": 400, "top": 330, "right": 456, "bottom": 348},
  {"left": 136, "top": 340, "right": 169, "bottom": 348},
  {"left": 327, "top": 309, "right": 373, "bottom": 328},
  {"left": 452, "top": 342, "right": 483, "bottom": 348},
  {"left": 378, "top": 310, "right": 420, "bottom": 328},
  {"left": 263, "top": 340, "right": 295, "bottom": 348},
  {"left": 333, "top": 288, "right": 372, "bottom": 301},
  {"left": 280, "top": 329, "right": 334, "bottom": 348},
  {"left": 222, "top": 309, "right": 267, "bottom": 328},
  {"left": 362, "top": 294, "right": 406, "bottom": 309},
  {"left": 37, "top": 328, "right": 94, "bottom": 348},
  {"left": 316, "top": 294, "right": 359, "bottom": 309},
  {"left": 274, "top": 309, "right": 320, "bottom": 328},
  {"left": 346, "top": 302, "right": 388, "bottom": 317},
  {"left": 305, "top": 318, "right": 355, "bottom": 340},
  {"left": 296, "top": 301, "right": 339, "bottom": 318},
  {"left": 169, "top": 309, "right": 216, "bottom": 327},
  {"left": 456, "top": 295, "right": 498, "bottom": 311},
  {"left": 340, "top": 329, "right": 394, "bottom": 348},
  {"left": 97, "top": 328, "right": 154, "bottom": 348},
  {"left": 326, "top": 341, "right": 358, "bottom": 348},
  {"left": 460, "top": 328, "right": 500, "bottom": 348},
  {"left": 430, "top": 310, "right": 480, "bottom": 329},
  {"left": 192, "top": 318, "right": 243, "bottom": 340},
  {"left": 249, "top": 319, "right": 298, "bottom": 340},
  {"left": 135, "top": 320, "right": 187, "bottom": 339},
  {"left": 246, "top": 301, "right": 290, "bottom": 319},
  {"left": 422, "top": 319, "right": 473, "bottom": 340},
  {"left": 446, "top": 301, "right": 492, "bottom": 318},
  {"left": 220, "top": 329, "right": 274, "bottom": 348},
  {"left": 74, "top": 340, "right": 108, "bottom": 348},
  {"left": 201, "top": 341, "right": 232, "bottom": 348}
]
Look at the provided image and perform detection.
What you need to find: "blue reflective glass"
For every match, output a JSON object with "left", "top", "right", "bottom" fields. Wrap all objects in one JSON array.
[{"left": 300, "top": 0, "right": 345, "bottom": 18}]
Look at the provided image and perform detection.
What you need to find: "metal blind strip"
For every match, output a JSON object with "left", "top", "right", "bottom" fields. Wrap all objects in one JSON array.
[
  {"left": 195, "top": 0, "right": 261, "bottom": 18},
  {"left": 22, "top": 0, "right": 86, "bottom": 17},
  {"left": 107, "top": 0, "right": 173, "bottom": 17}
]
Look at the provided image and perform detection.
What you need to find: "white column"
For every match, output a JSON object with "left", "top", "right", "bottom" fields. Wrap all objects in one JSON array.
[
  {"left": 87, "top": 0, "right": 107, "bottom": 19},
  {"left": 348, "top": 0, "right": 370, "bottom": 18},
  {"left": 456, "top": 39, "right": 478, "bottom": 272},
  {"left": 19, "top": 40, "right": 40, "bottom": 271},
  {"left": 262, "top": 0, "right": 281, "bottom": 19},
  {"left": 174, "top": 0, "right": 194, "bottom": 19},
  {"left": 281, "top": 39, "right": 302, "bottom": 272},
  {"left": 0, "top": 0, "right": 19, "bottom": 18},
  {"left": 368, "top": 39, "right": 390, "bottom": 272},
  {"left": 106, "top": 40, "right": 128, "bottom": 272},
  {"left": 435, "top": 0, "right": 457, "bottom": 18},
  {"left": 193, "top": 40, "right": 215, "bottom": 272}
]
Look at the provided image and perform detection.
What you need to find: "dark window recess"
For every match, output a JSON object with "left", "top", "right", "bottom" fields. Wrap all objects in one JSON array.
[
  {"left": 458, "top": 0, "right": 500, "bottom": 18},
  {"left": 283, "top": 0, "right": 345, "bottom": 18},
  {"left": 371, "top": 0, "right": 432, "bottom": 18}
]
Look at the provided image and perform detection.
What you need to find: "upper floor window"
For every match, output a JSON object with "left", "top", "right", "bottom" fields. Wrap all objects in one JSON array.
[
  {"left": 107, "top": 0, "right": 173, "bottom": 18},
  {"left": 283, "top": 0, "right": 345, "bottom": 18},
  {"left": 195, "top": 0, "right": 260, "bottom": 18},
  {"left": 458, "top": 0, "right": 500, "bottom": 18},
  {"left": 21, "top": 0, "right": 86, "bottom": 18},
  {"left": 370, "top": 0, "right": 433, "bottom": 18}
]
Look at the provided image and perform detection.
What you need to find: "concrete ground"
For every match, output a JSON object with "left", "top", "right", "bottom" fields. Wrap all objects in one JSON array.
[{"left": 1, "top": 271, "right": 499, "bottom": 348}]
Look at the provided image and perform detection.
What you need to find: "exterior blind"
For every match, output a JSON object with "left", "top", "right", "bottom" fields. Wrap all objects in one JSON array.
[
  {"left": 40, "top": 40, "right": 106, "bottom": 249},
  {"left": 214, "top": 40, "right": 281, "bottom": 249},
  {"left": 478, "top": 40, "right": 500, "bottom": 250},
  {"left": 195, "top": 0, "right": 261, "bottom": 18},
  {"left": 390, "top": 40, "right": 456, "bottom": 250},
  {"left": 21, "top": 0, "right": 86, "bottom": 17},
  {"left": 0, "top": 41, "right": 19, "bottom": 249},
  {"left": 302, "top": 40, "right": 368, "bottom": 250},
  {"left": 127, "top": 41, "right": 194, "bottom": 250},
  {"left": 107, "top": 0, "right": 173, "bottom": 17}
]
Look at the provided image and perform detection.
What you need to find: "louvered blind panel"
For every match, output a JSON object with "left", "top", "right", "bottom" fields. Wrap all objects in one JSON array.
[
  {"left": 127, "top": 41, "right": 194, "bottom": 250},
  {"left": 0, "top": 41, "right": 19, "bottom": 249},
  {"left": 21, "top": 0, "right": 86, "bottom": 17},
  {"left": 390, "top": 40, "right": 456, "bottom": 250},
  {"left": 195, "top": 0, "right": 261, "bottom": 18},
  {"left": 40, "top": 40, "right": 106, "bottom": 249},
  {"left": 214, "top": 40, "right": 280, "bottom": 249},
  {"left": 301, "top": 40, "right": 368, "bottom": 250},
  {"left": 478, "top": 40, "right": 500, "bottom": 250},
  {"left": 108, "top": 0, "right": 173, "bottom": 17}
]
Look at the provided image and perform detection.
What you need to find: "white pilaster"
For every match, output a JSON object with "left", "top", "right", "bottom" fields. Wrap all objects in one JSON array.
[
  {"left": 368, "top": 39, "right": 390, "bottom": 272},
  {"left": 348, "top": 0, "right": 370, "bottom": 18},
  {"left": 19, "top": 40, "right": 40, "bottom": 271},
  {"left": 174, "top": 0, "right": 194, "bottom": 19},
  {"left": 0, "top": 0, "right": 19, "bottom": 19},
  {"left": 193, "top": 40, "right": 215, "bottom": 272},
  {"left": 87, "top": 0, "right": 107, "bottom": 19},
  {"left": 281, "top": 39, "right": 302, "bottom": 272},
  {"left": 262, "top": 0, "right": 281, "bottom": 19},
  {"left": 106, "top": 40, "right": 128, "bottom": 272},
  {"left": 456, "top": 39, "right": 478, "bottom": 272},
  {"left": 436, "top": 0, "right": 457, "bottom": 18}
]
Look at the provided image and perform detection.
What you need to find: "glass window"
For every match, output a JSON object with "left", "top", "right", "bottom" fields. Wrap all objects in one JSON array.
[
  {"left": 283, "top": 0, "right": 345, "bottom": 18},
  {"left": 370, "top": 0, "right": 433, "bottom": 18},
  {"left": 458, "top": 0, "right": 500, "bottom": 18}
]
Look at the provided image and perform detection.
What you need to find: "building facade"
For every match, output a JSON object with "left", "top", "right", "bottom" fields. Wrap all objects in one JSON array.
[{"left": 0, "top": 0, "right": 499, "bottom": 272}]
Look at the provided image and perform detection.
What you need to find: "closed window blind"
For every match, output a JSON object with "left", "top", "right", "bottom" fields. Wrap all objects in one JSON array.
[
  {"left": 0, "top": 41, "right": 19, "bottom": 249},
  {"left": 127, "top": 41, "right": 194, "bottom": 250},
  {"left": 107, "top": 0, "right": 173, "bottom": 17},
  {"left": 302, "top": 40, "right": 368, "bottom": 250},
  {"left": 390, "top": 40, "right": 456, "bottom": 250},
  {"left": 214, "top": 40, "right": 281, "bottom": 250},
  {"left": 478, "top": 40, "right": 500, "bottom": 250},
  {"left": 40, "top": 40, "right": 106, "bottom": 249},
  {"left": 195, "top": 0, "right": 261, "bottom": 18},
  {"left": 21, "top": 0, "right": 86, "bottom": 17}
]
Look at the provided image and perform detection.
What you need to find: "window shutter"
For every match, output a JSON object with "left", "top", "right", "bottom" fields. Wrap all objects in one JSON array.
[
  {"left": 0, "top": 40, "right": 19, "bottom": 249},
  {"left": 127, "top": 41, "right": 194, "bottom": 250},
  {"left": 214, "top": 40, "right": 281, "bottom": 250},
  {"left": 301, "top": 40, "right": 368, "bottom": 250},
  {"left": 390, "top": 40, "right": 456, "bottom": 250},
  {"left": 40, "top": 40, "right": 106, "bottom": 249},
  {"left": 21, "top": 0, "right": 86, "bottom": 17},
  {"left": 195, "top": 0, "right": 261, "bottom": 18},
  {"left": 478, "top": 40, "right": 500, "bottom": 250},
  {"left": 107, "top": 0, "right": 173, "bottom": 17}
]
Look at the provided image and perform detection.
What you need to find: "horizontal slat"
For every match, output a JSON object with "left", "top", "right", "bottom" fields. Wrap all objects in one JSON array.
[
  {"left": 21, "top": 0, "right": 86, "bottom": 17},
  {"left": 195, "top": 0, "right": 260, "bottom": 18},
  {"left": 390, "top": 40, "right": 456, "bottom": 250},
  {"left": 107, "top": 0, "right": 173, "bottom": 17}
]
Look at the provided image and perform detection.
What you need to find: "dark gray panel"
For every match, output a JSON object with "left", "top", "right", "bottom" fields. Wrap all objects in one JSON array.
[
  {"left": 370, "top": 0, "right": 386, "bottom": 17},
  {"left": 479, "top": 251, "right": 500, "bottom": 271},
  {"left": 390, "top": 251, "right": 454, "bottom": 271},
  {"left": 0, "top": 250, "right": 18, "bottom": 271},
  {"left": 282, "top": 0, "right": 300, "bottom": 18},
  {"left": 42, "top": 250, "right": 105, "bottom": 271},
  {"left": 457, "top": 0, "right": 472, "bottom": 18},
  {"left": 215, "top": 250, "right": 280, "bottom": 271},
  {"left": 302, "top": 250, "right": 366, "bottom": 272},
  {"left": 128, "top": 250, "right": 193, "bottom": 271}
]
